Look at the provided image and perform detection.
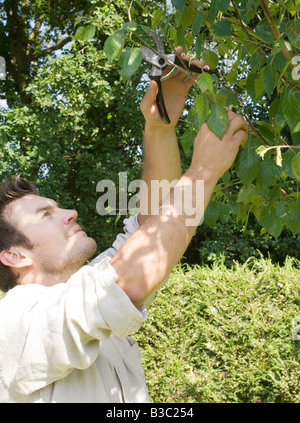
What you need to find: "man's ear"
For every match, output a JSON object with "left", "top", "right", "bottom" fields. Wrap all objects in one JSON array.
[{"left": 0, "top": 247, "right": 33, "bottom": 269}]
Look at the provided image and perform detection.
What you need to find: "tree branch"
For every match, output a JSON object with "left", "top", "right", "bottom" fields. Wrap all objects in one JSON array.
[
  {"left": 259, "top": 0, "right": 292, "bottom": 62},
  {"left": 39, "top": 36, "right": 73, "bottom": 57},
  {"left": 29, "top": 19, "right": 41, "bottom": 40},
  {"left": 124, "top": 0, "right": 132, "bottom": 21},
  {"left": 231, "top": 1, "right": 267, "bottom": 61}
]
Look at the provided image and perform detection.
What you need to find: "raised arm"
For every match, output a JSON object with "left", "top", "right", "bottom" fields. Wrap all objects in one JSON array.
[
  {"left": 137, "top": 47, "right": 207, "bottom": 225},
  {"left": 111, "top": 111, "right": 248, "bottom": 306}
]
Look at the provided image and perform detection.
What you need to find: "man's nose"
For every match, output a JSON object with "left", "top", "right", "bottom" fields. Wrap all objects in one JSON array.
[{"left": 62, "top": 209, "right": 78, "bottom": 224}]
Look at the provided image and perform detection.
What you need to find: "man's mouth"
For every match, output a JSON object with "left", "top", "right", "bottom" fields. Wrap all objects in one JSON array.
[{"left": 69, "top": 225, "right": 84, "bottom": 237}]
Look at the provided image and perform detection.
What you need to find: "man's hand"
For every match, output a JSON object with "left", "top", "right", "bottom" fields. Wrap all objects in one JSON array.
[
  {"left": 190, "top": 109, "right": 249, "bottom": 183},
  {"left": 140, "top": 47, "right": 207, "bottom": 128}
]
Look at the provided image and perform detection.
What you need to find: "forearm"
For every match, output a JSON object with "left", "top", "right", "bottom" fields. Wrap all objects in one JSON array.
[
  {"left": 111, "top": 108, "right": 248, "bottom": 308},
  {"left": 137, "top": 124, "right": 182, "bottom": 226},
  {"left": 112, "top": 167, "right": 218, "bottom": 307},
  {"left": 137, "top": 51, "right": 206, "bottom": 226}
]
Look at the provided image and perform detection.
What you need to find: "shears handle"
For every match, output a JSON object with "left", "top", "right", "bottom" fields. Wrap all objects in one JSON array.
[
  {"left": 174, "top": 56, "right": 218, "bottom": 75},
  {"left": 150, "top": 75, "right": 171, "bottom": 124},
  {"left": 151, "top": 60, "right": 218, "bottom": 125}
]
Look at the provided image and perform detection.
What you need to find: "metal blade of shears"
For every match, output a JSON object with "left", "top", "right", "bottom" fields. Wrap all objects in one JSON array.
[
  {"left": 140, "top": 48, "right": 171, "bottom": 123},
  {"left": 140, "top": 32, "right": 174, "bottom": 123},
  {"left": 146, "top": 30, "right": 165, "bottom": 55},
  {"left": 140, "top": 47, "right": 157, "bottom": 63}
]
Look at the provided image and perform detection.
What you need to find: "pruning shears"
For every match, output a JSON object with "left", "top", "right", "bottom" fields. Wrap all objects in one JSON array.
[{"left": 140, "top": 30, "right": 218, "bottom": 124}]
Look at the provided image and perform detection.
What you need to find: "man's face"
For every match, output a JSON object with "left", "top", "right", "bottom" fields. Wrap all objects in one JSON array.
[{"left": 4, "top": 194, "right": 97, "bottom": 283}]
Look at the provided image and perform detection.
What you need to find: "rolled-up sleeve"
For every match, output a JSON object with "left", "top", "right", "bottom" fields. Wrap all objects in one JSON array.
[
  {"left": 92, "top": 257, "right": 147, "bottom": 337},
  {"left": 91, "top": 214, "right": 169, "bottom": 307},
  {"left": 89, "top": 214, "right": 140, "bottom": 264},
  {"left": 10, "top": 256, "right": 147, "bottom": 398}
]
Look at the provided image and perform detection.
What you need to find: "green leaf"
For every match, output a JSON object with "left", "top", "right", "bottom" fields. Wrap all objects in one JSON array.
[
  {"left": 118, "top": 47, "right": 142, "bottom": 80},
  {"left": 235, "top": 136, "right": 261, "bottom": 186},
  {"left": 269, "top": 51, "right": 286, "bottom": 72},
  {"left": 213, "top": 20, "right": 232, "bottom": 36},
  {"left": 256, "top": 158, "right": 281, "bottom": 188},
  {"left": 293, "top": 121, "right": 300, "bottom": 132},
  {"left": 213, "top": 93, "right": 226, "bottom": 106},
  {"left": 222, "top": 170, "right": 230, "bottom": 185},
  {"left": 257, "top": 122, "right": 277, "bottom": 145},
  {"left": 287, "top": 201, "right": 300, "bottom": 235},
  {"left": 282, "top": 148, "right": 297, "bottom": 178},
  {"left": 180, "top": 5, "right": 197, "bottom": 28},
  {"left": 151, "top": 10, "right": 162, "bottom": 27},
  {"left": 255, "top": 19, "right": 274, "bottom": 43},
  {"left": 291, "top": 155, "right": 300, "bottom": 181},
  {"left": 254, "top": 73, "right": 265, "bottom": 98},
  {"left": 263, "top": 63, "right": 276, "bottom": 98},
  {"left": 206, "top": 103, "right": 229, "bottom": 139},
  {"left": 203, "top": 50, "right": 219, "bottom": 68},
  {"left": 276, "top": 58, "right": 292, "bottom": 92},
  {"left": 197, "top": 72, "right": 214, "bottom": 94},
  {"left": 250, "top": 50, "right": 265, "bottom": 71},
  {"left": 122, "top": 22, "right": 137, "bottom": 32},
  {"left": 171, "top": 0, "right": 185, "bottom": 11},
  {"left": 286, "top": 19, "right": 300, "bottom": 46},
  {"left": 259, "top": 205, "right": 284, "bottom": 238},
  {"left": 208, "top": 0, "right": 219, "bottom": 24},
  {"left": 192, "top": 11, "right": 204, "bottom": 35},
  {"left": 151, "top": 9, "right": 163, "bottom": 28},
  {"left": 268, "top": 99, "right": 280, "bottom": 119},
  {"left": 204, "top": 200, "right": 221, "bottom": 227},
  {"left": 104, "top": 33, "right": 124, "bottom": 63},
  {"left": 181, "top": 128, "right": 196, "bottom": 157},
  {"left": 176, "top": 24, "right": 185, "bottom": 48},
  {"left": 218, "top": 88, "right": 239, "bottom": 108},
  {"left": 195, "top": 34, "right": 203, "bottom": 57},
  {"left": 219, "top": 0, "right": 231, "bottom": 13},
  {"left": 185, "top": 32, "right": 194, "bottom": 51},
  {"left": 287, "top": 0, "right": 300, "bottom": 15},
  {"left": 195, "top": 93, "right": 209, "bottom": 127},
  {"left": 281, "top": 91, "right": 300, "bottom": 130},
  {"left": 237, "top": 185, "right": 257, "bottom": 204},
  {"left": 246, "top": 72, "right": 264, "bottom": 104},
  {"left": 74, "top": 24, "right": 96, "bottom": 42},
  {"left": 81, "top": 24, "right": 96, "bottom": 41}
]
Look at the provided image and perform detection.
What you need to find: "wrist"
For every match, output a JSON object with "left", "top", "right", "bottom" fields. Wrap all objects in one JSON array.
[
  {"left": 144, "top": 121, "right": 176, "bottom": 138},
  {"left": 184, "top": 165, "right": 219, "bottom": 187}
]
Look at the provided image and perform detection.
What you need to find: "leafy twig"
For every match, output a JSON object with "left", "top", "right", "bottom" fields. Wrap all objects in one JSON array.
[
  {"left": 231, "top": 0, "right": 267, "bottom": 61},
  {"left": 258, "top": 0, "right": 292, "bottom": 63},
  {"left": 123, "top": 0, "right": 132, "bottom": 22}
]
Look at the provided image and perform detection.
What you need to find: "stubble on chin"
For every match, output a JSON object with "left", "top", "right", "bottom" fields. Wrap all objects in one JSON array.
[
  {"left": 32, "top": 234, "right": 98, "bottom": 281},
  {"left": 84, "top": 236, "right": 98, "bottom": 261}
]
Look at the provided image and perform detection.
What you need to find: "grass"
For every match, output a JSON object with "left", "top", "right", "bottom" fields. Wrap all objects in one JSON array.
[{"left": 135, "top": 256, "right": 300, "bottom": 403}]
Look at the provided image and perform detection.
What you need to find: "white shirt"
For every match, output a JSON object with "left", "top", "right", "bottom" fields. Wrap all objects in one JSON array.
[{"left": 0, "top": 215, "right": 150, "bottom": 403}]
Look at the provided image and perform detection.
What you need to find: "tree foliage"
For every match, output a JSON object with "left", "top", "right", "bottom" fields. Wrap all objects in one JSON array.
[
  {"left": 0, "top": 0, "right": 299, "bottom": 257},
  {"left": 0, "top": 0, "right": 94, "bottom": 105},
  {"left": 0, "top": 0, "right": 148, "bottom": 252},
  {"left": 77, "top": 0, "right": 300, "bottom": 240}
]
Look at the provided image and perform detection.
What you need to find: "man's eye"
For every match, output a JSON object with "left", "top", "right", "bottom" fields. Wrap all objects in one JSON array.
[{"left": 43, "top": 211, "right": 50, "bottom": 218}]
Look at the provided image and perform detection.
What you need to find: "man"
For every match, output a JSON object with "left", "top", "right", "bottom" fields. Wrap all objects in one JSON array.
[{"left": 0, "top": 49, "right": 248, "bottom": 403}]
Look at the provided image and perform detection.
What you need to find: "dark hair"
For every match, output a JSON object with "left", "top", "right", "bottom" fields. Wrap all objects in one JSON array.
[{"left": 0, "top": 176, "right": 38, "bottom": 292}]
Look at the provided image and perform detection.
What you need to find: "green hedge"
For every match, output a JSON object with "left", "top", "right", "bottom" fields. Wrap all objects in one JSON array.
[
  {"left": 136, "top": 257, "right": 300, "bottom": 403},
  {"left": 183, "top": 211, "right": 300, "bottom": 268}
]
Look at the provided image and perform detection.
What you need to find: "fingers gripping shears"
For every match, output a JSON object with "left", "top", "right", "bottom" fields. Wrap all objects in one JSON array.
[{"left": 140, "top": 30, "right": 218, "bottom": 124}]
